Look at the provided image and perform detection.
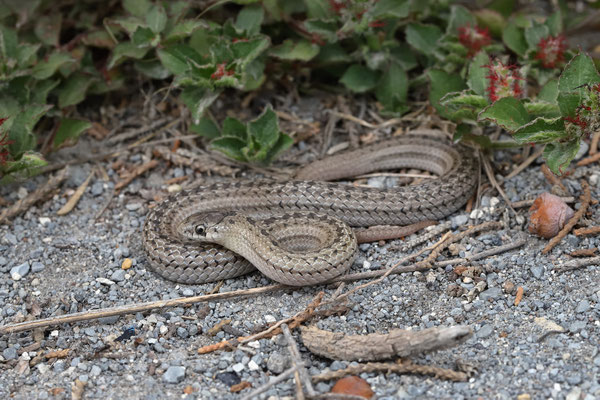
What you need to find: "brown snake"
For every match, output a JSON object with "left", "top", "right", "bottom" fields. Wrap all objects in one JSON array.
[{"left": 142, "top": 132, "right": 479, "bottom": 286}]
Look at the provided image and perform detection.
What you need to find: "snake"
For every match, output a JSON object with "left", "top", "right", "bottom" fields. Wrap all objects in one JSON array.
[{"left": 142, "top": 132, "right": 479, "bottom": 286}]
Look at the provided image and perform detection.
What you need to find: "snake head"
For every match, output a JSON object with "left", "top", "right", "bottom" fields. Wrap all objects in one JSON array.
[{"left": 177, "top": 211, "right": 237, "bottom": 242}]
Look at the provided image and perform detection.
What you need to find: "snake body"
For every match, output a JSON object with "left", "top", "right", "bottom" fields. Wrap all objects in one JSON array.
[{"left": 142, "top": 133, "right": 479, "bottom": 286}]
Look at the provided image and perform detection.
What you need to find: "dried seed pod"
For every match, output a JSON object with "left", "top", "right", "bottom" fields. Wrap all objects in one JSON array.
[
  {"left": 529, "top": 192, "right": 574, "bottom": 238},
  {"left": 331, "top": 376, "right": 374, "bottom": 399}
]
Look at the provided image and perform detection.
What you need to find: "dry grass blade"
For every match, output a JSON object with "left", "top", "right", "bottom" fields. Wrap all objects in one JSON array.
[{"left": 57, "top": 169, "right": 95, "bottom": 216}]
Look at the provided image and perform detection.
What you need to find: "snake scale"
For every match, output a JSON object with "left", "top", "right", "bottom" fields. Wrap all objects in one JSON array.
[{"left": 142, "top": 132, "right": 479, "bottom": 286}]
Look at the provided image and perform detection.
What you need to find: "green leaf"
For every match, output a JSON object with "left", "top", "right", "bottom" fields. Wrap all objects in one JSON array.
[
  {"left": 31, "top": 52, "right": 73, "bottom": 79},
  {"left": 222, "top": 117, "right": 247, "bottom": 140},
  {"left": 375, "top": 63, "right": 408, "bottom": 111},
  {"left": 538, "top": 79, "right": 558, "bottom": 103},
  {"left": 16, "top": 43, "right": 40, "bottom": 67},
  {"left": 134, "top": 59, "right": 171, "bottom": 79},
  {"left": 132, "top": 26, "right": 157, "bottom": 46},
  {"left": 34, "top": 13, "right": 62, "bottom": 47},
  {"left": 0, "top": 24, "right": 18, "bottom": 63},
  {"left": 543, "top": 139, "right": 580, "bottom": 175},
  {"left": 558, "top": 52, "right": 600, "bottom": 95},
  {"left": 441, "top": 91, "right": 489, "bottom": 108},
  {"left": 107, "top": 42, "right": 150, "bottom": 69},
  {"left": 478, "top": 97, "right": 530, "bottom": 131},
  {"left": 190, "top": 116, "right": 221, "bottom": 140},
  {"left": 367, "top": 0, "right": 410, "bottom": 19},
  {"left": 473, "top": 9, "right": 505, "bottom": 37},
  {"left": 0, "top": 152, "right": 47, "bottom": 185},
  {"left": 314, "top": 43, "right": 351, "bottom": 64},
  {"left": 467, "top": 51, "right": 490, "bottom": 96},
  {"left": 7, "top": 104, "right": 52, "bottom": 156},
  {"left": 164, "top": 20, "right": 206, "bottom": 42},
  {"left": 303, "top": 19, "right": 338, "bottom": 42},
  {"left": 264, "top": 133, "right": 293, "bottom": 164},
  {"left": 557, "top": 92, "right": 581, "bottom": 117},
  {"left": 235, "top": 4, "right": 264, "bottom": 36},
  {"left": 247, "top": 105, "right": 279, "bottom": 149},
  {"left": 146, "top": 4, "right": 167, "bottom": 33},
  {"left": 53, "top": 118, "right": 91, "bottom": 149},
  {"left": 157, "top": 44, "right": 205, "bottom": 75},
  {"left": 389, "top": 43, "right": 418, "bottom": 71},
  {"left": 546, "top": 10, "right": 563, "bottom": 36},
  {"left": 405, "top": 23, "right": 442, "bottom": 56},
  {"left": 231, "top": 36, "right": 270, "bottom": 68},
  {"left": 210, "top": 137, "right": 246, "bottom": 161},
  {"left": 428, "top": 69, "right": 467, "bottom": 117},
  {"left": 31, "top": 79, "right": 60, "bottom": 105},
  {"left": 180, "top": 87, "right": 221, "bottom": 124},
  {"left": 340, "top": 65, "right": 379, "bottom": 93},
  {"left": 523, "top": 101, "right": 560, "bottom": 117},
  {"left": 304, "top": 0, "right": 332, "bottom": 19},
  {"left": 269, "top": 39, "right": 319, "bottom": 61},
  {"left": 446, "top": 5, "right": 476, "bottom": 35},
  {"left": 110, "top": 16, "right": 145, "bottom": 36},
  {"left": 524, "top": 23, "right": 549, "bottom": 49},
  {"left": 502, "top": 21, "right": 527, "bottom": 56},
  {"left": 123, "top": 0, "right": 152, "bottom": 18},
  {"left": 57, "top": 73, "right": 96, "bottom": 108},
  {"left": 512, "top": 117, "right": 566, "bottom": 144}
]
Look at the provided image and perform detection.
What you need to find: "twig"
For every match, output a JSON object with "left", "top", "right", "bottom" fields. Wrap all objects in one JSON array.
[
  {"left": 435, "top": 238, "right": 527, "bottom": 266},
  {"left": 481, "top": 154, "right": 516, "bottom": 216},
  {"left": 0, "top": 167, "right": 68, "bottom": 224},
  {"left": 542, "top": 180, "right": 591, "bottom": 254},
  {"left": 300, "top": 325, "right": 472, "bottom": 361},
  {"left": 326, "top": 110, "right": 403, "bottom": 130},
  {"left": 282, "top": 323, "right": 315, "bottom": 398},
  {"left": 94, "top": 189, "right": 115, "bottom": 221},
  {"left": 541, "top": 164, "right": 567, "bottom": 194},
  {"left": 311, "top": 360, "right": 469, "bottom": 383},
  {"left": 57, "top": 169, "right": 95, "bottom": 216},
  {"left": 590, "top": 130, "right": 600, "bottom": 155},
  {"left": 555, "top": 256, "right": 600, "bottom": 273},
  {"left": 569, "top": 248, "right": 597, "bottom": 257},
  {"left": 197, "top": 292, "right": 324, "bottom": 354},
  {"left": 0, "top": 284, "right": 286, "bottom": 334},
  {"left": 504, "top": 147, "right": 545, "bottom": 180},
  {"left": 106, "top": 117, "right": 172, "bottom": 144},
  {"left": 574, "top": 226, "right": 600, "bottom": 236},
  {"left": 240, "top": 365, "right": 302, "bottom": 400},
  {"left": 511, "top": 197, "right": 574, "bottom": 208},
  {"left": 576, "top": 152, "right": 600, "bottom": 166},
  {"left": 114, "top": 159, "right": 159, "bottom": 192}
]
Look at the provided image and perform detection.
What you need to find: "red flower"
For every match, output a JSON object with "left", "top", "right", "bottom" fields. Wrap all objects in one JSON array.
[
  {"left": 329, "top": 0, "right": 347, "bottom": 15},
  {"left": 368, "top": 20, "right": 386, "bottom": 28},
  {"left": 564, "top": 114, "right": 587, "bottom": 130},
  {"left": 211, "top": 63, "right": 234, "bottom": 80},
  {"left": 458, "top": 24, "right": 491, "bottom": 57},
  {"left": 535, "top": 35, "right": 567, "bottom": 68},
  {"left": 483, "top": 59, "right": 523, "bottom": 103}
]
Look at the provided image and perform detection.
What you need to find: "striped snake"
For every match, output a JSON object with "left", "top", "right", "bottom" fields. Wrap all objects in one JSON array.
[{"left": 142, "top": 132, "right": 479, "bottom": 286}]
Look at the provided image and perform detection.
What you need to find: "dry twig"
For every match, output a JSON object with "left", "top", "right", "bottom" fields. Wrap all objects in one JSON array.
[
  {"left": 57, "top": 169, "right": 94, "bottom": 216},
  {"left": 282, "top": 323, "right": 315, "bottom": 399},
  {"left": 574, "top": 226, "right": 600, "bottom": 236},
  {"left": 114, "top": 159, "right": 159, "bottom": 192},
  {"left": 576, "top": 152, "right": 600, "bottom": 166},
  {"left": 555, "top": 256, "right": 600, "bottom": 273}
]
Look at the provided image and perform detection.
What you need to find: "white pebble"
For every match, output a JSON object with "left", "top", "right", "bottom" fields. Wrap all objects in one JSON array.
[
  {"left": 39, "top": 217, "right": 51, "bottom": 225},
  {"left": 264, "top": 315, "right": 276, "bottom": 323}
]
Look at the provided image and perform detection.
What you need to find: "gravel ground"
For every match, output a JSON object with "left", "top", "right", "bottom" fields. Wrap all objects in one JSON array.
[{"left": 0, "top": 138, "right": 599, "bottom": 400}]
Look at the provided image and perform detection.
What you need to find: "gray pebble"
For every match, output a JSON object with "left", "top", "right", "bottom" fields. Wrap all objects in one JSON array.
[
  {"left": 5, "top": 232, "right": 17, "bottom": 245},
  {"left": 90, "top": 181, "right": 104, "bottom": 196},
  {"left": 267, "top": 353, "right": 287, "bottom": 374},
  {"left": 530, "top": 266, "right": 544, "bottom": 279},
  {"left": 10, "top": 262, "right": 30, "bottom": 280},
  {"left": 451, "top": 214, "right": 469, "bottom": 228},
  {"left": 0, "top": 256, "right": 7, "bottom": 266},
  {"left": 110, "top": 269, "right": 126, "bottom": 282},
  {"left": 163, "top": 366, "right": 186, "bottom": 384},
  {"left": 90, "top": 365, "right": 102, "bottom": 376},
  {"left": 569, "top": 320, "right": 587, "bottom": 333},
  {"left": 575, "top": 300, "right": 591, "bottom": 313},
  {"left": 477, "top": 324, "right": 494, "bottom": 338},
  {"left": 480, "top": 287, "right": 502, "bottom": 301},
  {"left": 2, "top": 347, "right": 18, "bottom": 360},
  {"left": 31, "top": 261, "right": 45, "bottom": 273}
]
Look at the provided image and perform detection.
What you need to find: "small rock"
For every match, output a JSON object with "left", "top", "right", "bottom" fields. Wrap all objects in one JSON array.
[
  {"left": 264, "top": 315, "right": 276, "bottom": 323},
  {"left": 479, "top": 287, "right": 502, "bottom": 301},
  {"left": 38, "top": 217, "right": 51, "bottom": 225},
  {"left": 477, "top": 324, "right": 494, "bottom": 338},
  {"left": 267, "top": 353, "right": 287, "bottom": 374},
  {"left": 215, "top": 371, "right": 240, "bottom": 386},
  {"left": 31, "top": 262, "right": 45, "bottom": 273},
  {"left": 575, "top": 300, "right": 591, "bottom": 313},
  {"left": 110, "top": 269, "right": 126, "bottom": 282},
  {"left": 163, "top": 366, "right": 186, "bottom": 384},
  {"left": 3, "top": 347, "right": 18, "bottom": 360},
  {"left": 530, "top": 266, "right": 544, "bottom": 279},
  {"left": 451, "top": 215, "right": 469, "bottom": 228},
  {"left": 96, "top": 278, "right": 115, "bottom": 286},
  {"left": 232, "top": 363, "right": 244, "bottom": 373},
  {"left": 126, "top": 202, "right": 142, "bottom": 211},
  {"left": 10, "top": 262, "right": 30, "bottom": 280},
  {"left": 90, "top": 365, "right": 102, "bottom": 376},
  {"left": 90, "top": 181, "right": 104, "bottom": 196},
  {"left": 248, "top": 360, "right": 260, "bottom": 371}
]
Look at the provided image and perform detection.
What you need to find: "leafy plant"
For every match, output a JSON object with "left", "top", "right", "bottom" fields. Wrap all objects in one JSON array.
[{"left": 192, "top": 105, "right": 292, "bottom": 165}]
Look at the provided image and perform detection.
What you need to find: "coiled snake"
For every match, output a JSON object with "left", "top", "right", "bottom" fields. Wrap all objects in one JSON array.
[{"left": 142, "top": 132, "right": 479, "bottom": 286}]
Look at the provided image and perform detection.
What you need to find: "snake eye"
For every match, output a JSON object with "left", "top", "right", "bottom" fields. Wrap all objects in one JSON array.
[{"left": 194, "top": 225, "right": 205, "bottom": 235}]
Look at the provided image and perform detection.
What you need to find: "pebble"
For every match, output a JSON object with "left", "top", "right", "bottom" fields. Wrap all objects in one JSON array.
[
  {"left": 110, "top": 269, "right": 126, "bottom": 282},
  {"left": 96, "top": 278, "right": 115, "bottom": 285},
  {"left": 451, "top": 214, "right": 469, "bottom": 228},
  {"left": 2, "top": 347, "right": 18, "bottom": 360},
  {"left": 530, "top": 266, "right": 544, "bottom": 279},
  {"left": 163, "top": 366, "right": 185, "bottom": 384},
  {"left": 267, "top": 353, "right": 287, "bottom": 374},
  {"left": 90, "top": 181, "right": 104, "bottom": 196},
  {"left": 479, "top": 287, "right": 502, "bottom": 301},
  {"left": 31, "top": 262, "right": 45, "bottom": 273},
  {"left": 575, "top": 300, "right": 590, "bottom": 313},
  {"left": 477, "top": 324, "right": 494, "bottom": 338},
  {"left": 10, "top": 262, "right": 30, "bottom": 280}
]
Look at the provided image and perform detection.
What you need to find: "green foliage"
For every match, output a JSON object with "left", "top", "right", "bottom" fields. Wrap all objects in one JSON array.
[
  {"left": 0, "top": 0, "right": 597, "bottom": 182},
  {"left": 192, "top": 106, "right": 293, "bottom": 165}
]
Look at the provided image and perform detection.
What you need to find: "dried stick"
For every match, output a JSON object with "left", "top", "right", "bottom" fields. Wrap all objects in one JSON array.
[
  {"left": 504, "top": 147, "right": 545, "bottom": 180},
  {"left": 0, "top": 284, "right": 286, "bottom": 335},
  {"left": 576, "top": 152, "right": 600, "bottom": 166},
  {"left": 569, "top": 248, "right": 597, "bottom": 257},
  {"left": 300, "top": 325, "right": 472, "bottom": 361},
  {"left": 197, "top": 292, "right": 324, "bottom": 354},
  {"left": 542, "top": 181, "right": 591, "bottom": 254},
  {"left": 114, "top": 159, "right": 159, "bottom": 192},
  {"left": 512, "top": 197, "right": 574, "bottom": 208},
  {"left": 590, "top": 130, "right": 600, "bottom": 155},
  {"left": 57, "top": 169, "right": 94, "bottom": 216},
  {"left": 540, "top": 164, "right": 567, "bottom": 193},
  {"left": 574, "top": 226, "right": 600, "bottom": 236},
  {"left": 282, "top": 323, "right": 315, "bottom": 398},
  {"left": 481, "top": 155, "right": 516, "bottom": 216},
  {"left": 240, "top": 364, "right": 302, "bottom": 400},
  {"left": 435, "top": 238, "right": 527, "bottom": 266},
  {"left": 0, "top": 167, "right": 68, "bottom": 223},
  {"left": 555, "top": 256, "right": 600, "bottom": 273},
  {"left": 311, "top": 360, "right": 469, "bottom": 383}
]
